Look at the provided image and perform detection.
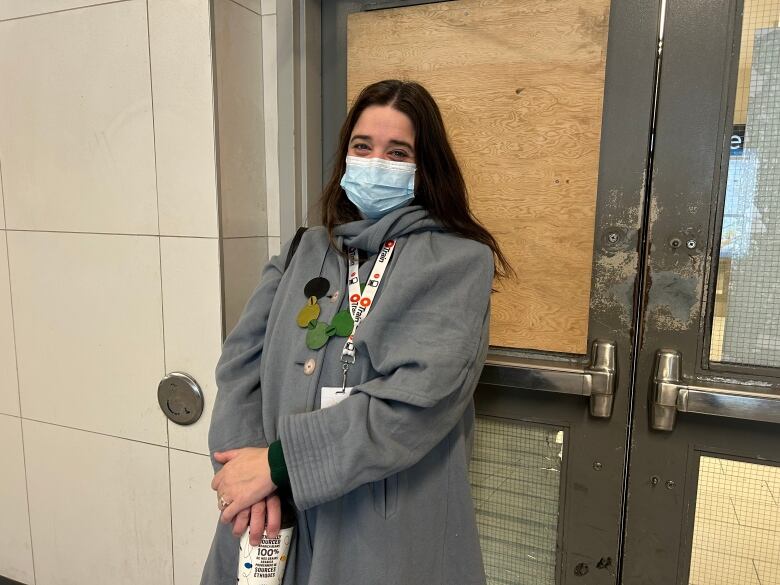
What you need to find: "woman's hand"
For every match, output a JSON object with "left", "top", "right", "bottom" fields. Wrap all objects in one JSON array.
[
  {"left": 230, "top": 495, "right": 282, "bottom": 546},
  {"left": 211, "top": 447, "right": 276, "bottom": 524}
]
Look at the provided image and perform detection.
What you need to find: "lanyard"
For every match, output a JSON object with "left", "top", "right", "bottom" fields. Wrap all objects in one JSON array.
[{"left": 339, "top": 239, "right": 396, "bottom": 390}]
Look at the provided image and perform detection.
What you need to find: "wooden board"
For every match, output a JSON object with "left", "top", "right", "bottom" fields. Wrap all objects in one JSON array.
[{"left": 348, "top": 0, "right": 610, "bottom": 354}]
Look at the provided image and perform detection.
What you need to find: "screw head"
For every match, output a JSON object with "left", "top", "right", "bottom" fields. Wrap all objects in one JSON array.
[
  {"left": 607, "top": 232, "right": 619, "bottom": 244},
  {"left": 593, "top": 461, "right": 603, "bottom": 471},
  {"left": 651, "top": 475, "right": 660, "bottom": 486},
  {"left": 666, "top": 480, "right": 676, "bottom": 489},
  {"left": 686, "top": 239, "right": 697, "bottom": 249},
  {"left": 670, "top": 238, "right": 682, "bottom": 248}
]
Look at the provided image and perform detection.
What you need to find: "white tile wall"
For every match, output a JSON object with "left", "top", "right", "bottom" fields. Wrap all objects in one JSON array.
[
  {"left": 222, "top": 237, "right": 268, "bottom": 335},
  {"left": 0, "top": 414, "right": 34, "bottom": 584},
  {"left": 8, "top": 231, "right": 167, "bottom": 445},
  {"left": 262, "top": 13, "right": 280, "bottom": 238},
  {"left": 261, "top": 0, "right": 276, "bottom": 15},
  {"left": 161, "top": 236, "right": 222, "bottom": 454},
  {"left": 0, "top": 0, "right": 158, "bottom": 235},
  {"left": 0, "top": 0, "right": 119, "bottom": 21},
  {"left": 0, "top": 1, "right": 286, "bottom": 583},
  {"left": 24, "top": 420, "right": 173, "bottom": 585},
  {"left": 170, "top": 449, "right": 219, "bottom": 585},
  {"left": 0, "top": 231, "right": 19, "bottom": 416},
  {"left": 0, "top": 163, "right": 5, "bottom": 227},
  {"left": 148, "top": 0, "right": 219, "bottom": 238},
  {"left": 231, "top": 0, "right": 261, "bottom": 15},
  {"left": 214, "top": 0, "right": 267, "bottom": 238},
  {"left": 268, "top": 236, "right": 281, "bottom": 259}
]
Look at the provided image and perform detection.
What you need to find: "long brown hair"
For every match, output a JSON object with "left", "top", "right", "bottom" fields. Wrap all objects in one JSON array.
[{"left": 319, "top": 79, "right": 513, "bottom": 279}]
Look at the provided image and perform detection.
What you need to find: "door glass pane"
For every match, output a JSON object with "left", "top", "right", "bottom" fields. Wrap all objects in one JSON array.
[
  {"left": 710, "top": 0, "right": 780, "bottom": 367},
  {"left": 470, "top": 418, "right": 563, "bottom": 585},
  {"left": 689, "top": 456, "right": 780, "bottom": 585},
  {"left": 347, "top": 0, "right": 611, "bottom": 354}
]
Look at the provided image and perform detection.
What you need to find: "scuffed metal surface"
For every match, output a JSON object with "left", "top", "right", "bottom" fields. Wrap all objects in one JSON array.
[
  {"left": 643, "top": 190, "right": 706, "bottom": 334},
  {"left": 645, "top": 266, "right": 701, "bottom": 331},
  {"left": 589, "top": 178, "right": 645, "bottom": 334},
  {"left": 592, "top": 250, "right": 639, "bottom": 329}
]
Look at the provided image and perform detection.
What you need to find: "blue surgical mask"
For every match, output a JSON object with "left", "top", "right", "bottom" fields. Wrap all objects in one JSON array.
[{"left": 340, "top": 155, "right": 416, "bottom": 219}]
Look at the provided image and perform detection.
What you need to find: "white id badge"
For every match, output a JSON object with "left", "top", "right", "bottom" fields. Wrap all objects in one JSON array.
[{"left": 320, "top": 386, "right": 353, "bottom": 409}]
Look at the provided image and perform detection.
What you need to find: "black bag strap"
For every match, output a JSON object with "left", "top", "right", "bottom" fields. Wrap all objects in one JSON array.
[{"left": 284, "top": 227, "right": 308, "bottom": 272}]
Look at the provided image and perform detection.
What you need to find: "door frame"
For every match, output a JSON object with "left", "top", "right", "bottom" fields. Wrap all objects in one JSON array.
[{"left": 274, "top": 0, "right": 323, "bottom": 239}]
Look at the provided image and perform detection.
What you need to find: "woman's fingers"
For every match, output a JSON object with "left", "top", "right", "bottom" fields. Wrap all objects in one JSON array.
[
  {"left": 213, "top": 450, "right": 240, "bottom": 463},
  {"left": 248, "top": 500, "right": 267, "bottom": 547},
  {"left": 220, "top": 497, "right": 245, "bottom": 524},
  {"left": 214, "top": 447, "right": 275, "bottom": 523},
  {"left": 232, "top": 508, "right": 250, "bottom": 538},
  {"left": 265, "top": 495, "right": 281, "bottom": 538},
  {"left": 210, "top": 470, "right": 222, "bottom": 492},
  {"left": 211, "top": 450, "right": 239, "bottom": 490}
]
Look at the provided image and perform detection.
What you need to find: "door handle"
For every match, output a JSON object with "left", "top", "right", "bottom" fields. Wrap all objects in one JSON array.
[
  {"left": 481, "top": 340, "right": 617, "bottom": 418},
  {"left": 652, "top": 350, "right": 780, "bottom": 431}
]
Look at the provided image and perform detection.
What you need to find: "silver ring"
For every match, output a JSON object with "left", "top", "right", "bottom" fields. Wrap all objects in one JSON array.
[{"left": 218, "top": 494, "right": 231, "bottom": 510}]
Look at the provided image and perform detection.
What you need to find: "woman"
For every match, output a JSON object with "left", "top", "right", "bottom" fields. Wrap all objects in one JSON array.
[{"left": 202, "top": 80, "right": 511, "bottom": 585}]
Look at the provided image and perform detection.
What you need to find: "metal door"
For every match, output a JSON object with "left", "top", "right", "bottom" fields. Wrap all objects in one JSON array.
[
  {"left": 319, "top": 0, "right": 780, "bottom": 584},
  {"left": 621, "top": 0, "right": 780, "bottom": 583}
]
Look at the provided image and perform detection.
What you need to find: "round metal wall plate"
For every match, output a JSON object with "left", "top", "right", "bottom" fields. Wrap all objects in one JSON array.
[{"left": 157, "top": 372, "right": 204, "bottom": 426}]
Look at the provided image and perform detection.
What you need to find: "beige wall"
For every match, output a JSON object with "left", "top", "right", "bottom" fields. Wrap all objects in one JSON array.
[
  {"left": 215, "top": 0, "right": 284, "bottom": 333},
  {"left": 0, "top": 0, "right": 287, "bottom": 583}
]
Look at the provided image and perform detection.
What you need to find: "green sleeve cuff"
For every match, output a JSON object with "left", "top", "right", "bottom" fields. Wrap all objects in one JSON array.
[{"left": 268, "top": 440, "right": 291, "bottom": 495}]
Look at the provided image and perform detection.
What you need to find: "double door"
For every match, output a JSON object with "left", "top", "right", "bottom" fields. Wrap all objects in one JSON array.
[{"left": 322, "top": 0, "right": 780, "bottom": 583}]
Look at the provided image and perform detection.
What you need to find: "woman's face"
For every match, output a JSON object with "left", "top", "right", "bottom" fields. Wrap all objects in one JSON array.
[{"left": 347, "top": 105, "right": 416, "bottom": 163}]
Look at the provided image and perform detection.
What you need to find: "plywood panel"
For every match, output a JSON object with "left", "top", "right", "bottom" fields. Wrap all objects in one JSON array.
[{"left": 348, "top": 0, "right": 609, "bottom": 353}]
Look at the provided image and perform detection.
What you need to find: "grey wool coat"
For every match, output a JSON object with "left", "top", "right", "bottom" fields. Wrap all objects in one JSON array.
[{"left": 201, "top": 205, "right": 493, "bottom": 585}]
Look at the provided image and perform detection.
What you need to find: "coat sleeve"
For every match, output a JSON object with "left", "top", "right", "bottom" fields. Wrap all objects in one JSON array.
[
  {"left": 278, "top": 236, "right": 494, "bottom": 510},
  {"left": 207, "top": 240, "right": 290, "bottom": 471}
]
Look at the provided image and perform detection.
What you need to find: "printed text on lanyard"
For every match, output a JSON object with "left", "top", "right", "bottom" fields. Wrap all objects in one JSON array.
[{"left": 339, "top": 239, "right": 395, "bottom": 391}]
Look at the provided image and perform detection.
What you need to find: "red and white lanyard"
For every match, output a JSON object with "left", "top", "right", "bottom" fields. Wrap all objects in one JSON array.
[{"left": 339, "top": 239, "right": 396, "bottom": 389}]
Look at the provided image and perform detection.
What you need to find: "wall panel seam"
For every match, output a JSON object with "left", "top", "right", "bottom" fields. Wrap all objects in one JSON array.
[
  {"left": 227, "top": 0, "right": 261, "bottom": 16},
  {"left": 18, "top": 416, "right": 171, "bottom": 449},
  {"left": 0, "top": 0, "right": 132, "bottom": 24}
]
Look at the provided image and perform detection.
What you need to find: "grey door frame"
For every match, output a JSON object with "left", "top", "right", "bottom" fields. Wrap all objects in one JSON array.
[
  {"left": 319, "top": 1, "right": 662, "bottom": 584},
  {"left": 274, "top": 0, "right": 322, "bottom": 240},
  {"left": 621, "top": 0, "right": 780, "bottom": 583}
]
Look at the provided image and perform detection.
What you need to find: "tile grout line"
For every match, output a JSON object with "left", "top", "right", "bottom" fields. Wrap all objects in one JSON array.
[
  {"left": 143, "top": 0, "right": 165, "bottom": 379},
  {"left": 16, "top": 415, "right": 207, "bottom": 452},
  {"left": 208, "top": 0, "right": 227, "bottom": 342},
  {"left": 261, "top": 10, "right": 281, "bottom": 244},
  {"left": 2, "top": 227, "right": 224, "bottom": 239},
  {"left": 0, "top": 0, "right": 132, "bottom": 24},
  {"left": 144, "top": 2, "right": 176, "bottom": 583},
  {"left": 1, "top": 159, "right": 38, "bottom": 583},
  {"left": 227, "top": 0, "right": 261, "bottom": 16}
]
